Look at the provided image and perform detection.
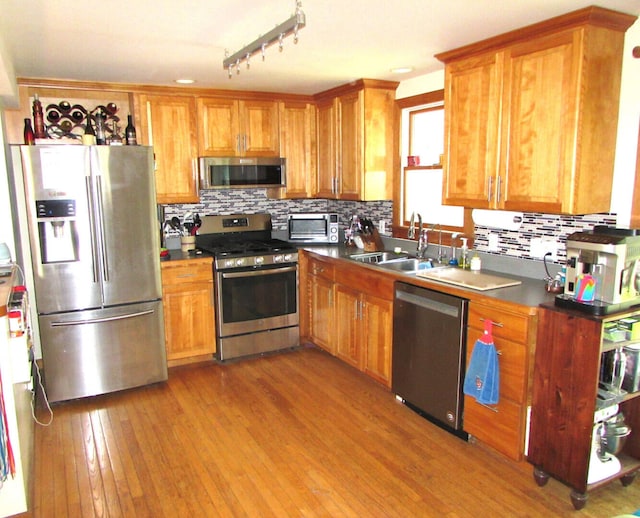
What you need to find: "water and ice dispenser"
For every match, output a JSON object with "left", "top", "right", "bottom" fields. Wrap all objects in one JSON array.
[{"left": 36, "top": 199, "right": 78, "bottom": 263}]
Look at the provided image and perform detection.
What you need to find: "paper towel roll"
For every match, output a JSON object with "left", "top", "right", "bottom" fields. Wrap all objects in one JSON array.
[{"left": 472, "top": 209, "right": 523, "bottom": 231}]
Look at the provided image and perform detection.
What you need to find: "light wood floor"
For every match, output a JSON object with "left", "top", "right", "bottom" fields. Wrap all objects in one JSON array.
[{"left": 20, "top": 345, "right": 640, "bottom": 517}]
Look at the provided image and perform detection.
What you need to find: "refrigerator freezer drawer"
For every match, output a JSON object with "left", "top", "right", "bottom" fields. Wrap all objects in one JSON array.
[{"left": 39, "top": 300, "right": 167, "bottom": 402}]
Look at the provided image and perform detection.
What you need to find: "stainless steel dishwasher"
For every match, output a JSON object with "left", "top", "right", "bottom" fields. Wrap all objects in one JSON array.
[{"left": 392, "top": 281, "right": 468, "bottom": 438}]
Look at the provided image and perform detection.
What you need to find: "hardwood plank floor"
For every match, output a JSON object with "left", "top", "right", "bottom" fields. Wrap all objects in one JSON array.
[{"left": 20, "top": 345, "right": 640, "bottom": 517}]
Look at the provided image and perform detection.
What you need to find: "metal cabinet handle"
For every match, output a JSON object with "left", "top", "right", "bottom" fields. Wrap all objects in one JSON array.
[
  {"left": 479, "top": 317, "right": 504, "bottom": 327},
  {"left": 487, "top": 176, "right": 493, "bottom": 203},
  {"left": 496, "top": 175, "right": 502, "bottom": 204},
  {"left": 477, "top": 402, "right": 499, "bottom": 413}
]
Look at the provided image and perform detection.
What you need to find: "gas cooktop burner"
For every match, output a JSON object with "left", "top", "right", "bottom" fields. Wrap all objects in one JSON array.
[{"left": 198, "top": 238, "right": 296, "bottom": 258}]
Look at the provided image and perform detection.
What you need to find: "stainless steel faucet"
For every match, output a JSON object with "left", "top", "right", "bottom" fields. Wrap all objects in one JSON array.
[
  {"left": 407, "top": 212, "right": 422, "bottom": 240},
  {"left": 416, "top": 228, "right": 429, "bottom": 258}
]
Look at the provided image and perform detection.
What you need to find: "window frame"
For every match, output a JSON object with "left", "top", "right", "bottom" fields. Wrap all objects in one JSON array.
[{"left": 393, "top": 90, "right": 473, "bottom": 247}]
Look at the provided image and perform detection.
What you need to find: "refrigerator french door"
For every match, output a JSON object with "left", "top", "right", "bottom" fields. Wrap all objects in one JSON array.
[{"left": 9, "top": 145, "right": 167, "bottom": 402}]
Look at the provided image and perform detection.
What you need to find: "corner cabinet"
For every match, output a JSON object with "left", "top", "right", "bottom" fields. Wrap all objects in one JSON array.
[
  {"left": 436, "top": 6, "right": 636, "bottom": 214},
  {"left": 463, "top": 300, "right": 537, "bottom": 461},
  {"left": 314, "top": 79, "right": 398, "bottom": 201},
  {"left": 301, "top": 252, "right": 394, "bottom": 387},
  {"left": 528, "top": 304, "right": 640, "bottom": 510},
  {"left": 197, "top": 98, "right": 279, "bottom": 157},
  {"left": 136, "top": 94, "right": 199, "bottom": 204},
  {"left": 161, "top": 258, "right": 216, "bottom": 365}
]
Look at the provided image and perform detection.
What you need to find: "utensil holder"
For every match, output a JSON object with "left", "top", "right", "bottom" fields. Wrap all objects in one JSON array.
[{"left": 181, "top": 235, "right": 196, "bottom": 252}]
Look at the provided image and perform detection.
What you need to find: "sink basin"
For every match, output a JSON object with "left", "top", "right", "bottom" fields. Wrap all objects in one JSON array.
[
  {"left": 376, "top": 257, "right": 444, "bottom": 273},
  {"left": 348, "top": 251, "right": 409, "bottom": 264}
]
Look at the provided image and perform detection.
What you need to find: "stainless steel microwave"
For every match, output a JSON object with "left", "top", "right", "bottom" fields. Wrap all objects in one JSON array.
[
  {"left": 288, "top": 213, "right": 340, "bottom": 244},
  {"left": 199, "top": 157, "right": 285, "bottom": 189}
]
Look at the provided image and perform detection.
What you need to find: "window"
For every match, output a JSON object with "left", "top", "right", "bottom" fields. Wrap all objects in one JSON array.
[{"left": 395, "top": 90, "right": 469, "bottom": 242}]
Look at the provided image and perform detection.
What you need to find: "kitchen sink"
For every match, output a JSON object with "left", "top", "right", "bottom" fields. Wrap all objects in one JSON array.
[
  {"left": 376, "top": 257, "right": 445, "bottom": 273},
  {"left": 348, "top": 251, "right": 409, "bottom": 263}
]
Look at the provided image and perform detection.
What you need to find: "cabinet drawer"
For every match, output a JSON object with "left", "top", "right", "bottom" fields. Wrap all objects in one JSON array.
[
  {"left": 309, "top": 258, "right": 335, "bottom": 281},
  {"left": 468, "top": 302, "right": 530, "bottom": 344},
  {"left": 466, "top": 333, "right": 527, "bottom": 402},
  {"left": 464, "top": 395, "right": 523, "bottom": 461},
  {"left": 161, "top": 260, "right": 213, "bottom": 285},
  {"left": 334, "top": 263, "right": 394, "bottom": 300}
]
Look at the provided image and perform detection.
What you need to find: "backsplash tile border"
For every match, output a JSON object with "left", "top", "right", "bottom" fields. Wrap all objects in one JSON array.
[{"left": 164, "top": 189, "right": 617, "bottom": 264}]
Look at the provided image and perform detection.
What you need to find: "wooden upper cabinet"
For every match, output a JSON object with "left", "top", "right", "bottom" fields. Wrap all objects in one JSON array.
[
  {"left": 315, "top": 97, "right": 337, "bottom": 198},
  {"left": 314, "top": 79, "right": 398, "bottom": 201},
  {"left": 198, "top": 97, "right": 279, "bottom": 157},
  {"left": 137, "top": 94, "right": 199, "bottom": 204},
  {"left": 437, "top": 6, "right": 636, "bottom": 215},
  {"left": 442, "top": 51, "right": 502, "bottom": 208},
  {"left": 277, "top": 101, "right": 317, "bottom": 198}
]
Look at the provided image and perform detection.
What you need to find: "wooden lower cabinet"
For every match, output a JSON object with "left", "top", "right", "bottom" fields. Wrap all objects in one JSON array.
[
  {"left": 161, "top": 259, "right": 216, "bottom": 364},
  {"left": 303, "top": 252, "right": 393, "bottom": 387},
  {"left": 463, "top": 300, "right": 536, "bottom": 461}
]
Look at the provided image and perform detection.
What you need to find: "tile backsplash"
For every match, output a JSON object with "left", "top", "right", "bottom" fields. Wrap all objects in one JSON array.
[{"left": 164, "top": 188, "right": 617, "bottom": 264}]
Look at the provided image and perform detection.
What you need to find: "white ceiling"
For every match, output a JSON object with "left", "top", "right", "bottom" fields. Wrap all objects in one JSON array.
[{"left": 0, "top": 0, "right": 639, "bottom": 96}]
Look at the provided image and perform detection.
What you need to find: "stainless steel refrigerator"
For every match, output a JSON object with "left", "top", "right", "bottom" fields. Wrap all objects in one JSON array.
[{"left": 9, "top": 144, "right": 167, "bottom": 402}]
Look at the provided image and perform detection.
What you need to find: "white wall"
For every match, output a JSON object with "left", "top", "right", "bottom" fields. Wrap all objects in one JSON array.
[
  {"left": 396, "top": 19, "right": 640, "bottom": 225},
  {"left": 0, "top": 107, "right": 15, "bottom": 259}
]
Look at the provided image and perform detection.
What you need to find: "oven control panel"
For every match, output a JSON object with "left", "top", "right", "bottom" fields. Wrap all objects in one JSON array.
[{"left": 215, "top": 252, "right": 298, "bottom": 270}]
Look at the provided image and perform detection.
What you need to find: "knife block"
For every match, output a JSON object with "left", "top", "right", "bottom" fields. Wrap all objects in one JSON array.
[{"left": 361, "top": 229, "right": 385, "bottom": 252}]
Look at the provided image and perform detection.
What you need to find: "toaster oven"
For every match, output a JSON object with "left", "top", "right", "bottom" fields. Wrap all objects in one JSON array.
[{"left": 287, "top": 213, "right": 340, "bottom": 244}]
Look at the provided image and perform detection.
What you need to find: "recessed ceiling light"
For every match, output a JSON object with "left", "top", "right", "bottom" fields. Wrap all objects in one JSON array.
[
  {"left": 391, "top": 67, "right": 413, "bottom": 74},
  {"left": 175, "top": 79, "right": 195, "bottom": 84}
]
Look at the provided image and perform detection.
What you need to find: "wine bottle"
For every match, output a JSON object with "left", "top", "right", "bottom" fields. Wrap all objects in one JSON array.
[
  {"left": 125, "top": 114, "right": 137, "bottom": 145},
  {"left": 23, "top": 118, "right": 35, "bottom": 145},
  {"left": 82, "top": 113, "right": 96, "bottom": 145},
  {"left": 94, "top": 110, "right": 107, "bottom": 145},
  {"left": 32, "top": 94, "right": 46, "bottom": 139}
]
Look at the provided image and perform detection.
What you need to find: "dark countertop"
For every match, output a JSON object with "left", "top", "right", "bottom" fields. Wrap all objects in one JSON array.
[
  {"left": 302, "top": 245, "right": 557, "bottom": 312},
  {"left": 160, "top": 249, "right": 213, "bottom": 263}
]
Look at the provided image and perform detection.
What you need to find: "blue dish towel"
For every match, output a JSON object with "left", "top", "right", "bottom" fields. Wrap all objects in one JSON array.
[{"left": 463, "top": 330, "right": 500, "bottom": 405}]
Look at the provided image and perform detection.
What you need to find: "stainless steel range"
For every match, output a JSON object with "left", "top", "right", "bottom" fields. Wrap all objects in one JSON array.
[{"left": 195, "top": 214, "right": 299, "bottom": 361}]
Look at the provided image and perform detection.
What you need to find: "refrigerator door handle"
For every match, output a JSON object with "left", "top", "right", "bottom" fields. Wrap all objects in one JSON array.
[
  {"left": 85, "top": 175, "right": 100, "bottom": 283},
  {"left": 50, "top": 309, "right": 156, "bottom": 327},
  {"left": 90, "top": 148, "right": 110, "bottom": 282}
]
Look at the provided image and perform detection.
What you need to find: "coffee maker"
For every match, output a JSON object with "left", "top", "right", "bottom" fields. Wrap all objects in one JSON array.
[{"left": 556, "top": 227, "right": 640, "bottom": 315}]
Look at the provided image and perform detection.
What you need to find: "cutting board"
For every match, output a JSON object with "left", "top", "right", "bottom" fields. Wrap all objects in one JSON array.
[{"left": 416, "top": 268, "right": 522, "bottom": 291}]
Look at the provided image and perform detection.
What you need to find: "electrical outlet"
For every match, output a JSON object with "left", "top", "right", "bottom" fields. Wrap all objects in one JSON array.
[
  {"left": 488, "top": 234, "right": 499, "bottom": 252},
  {"left": 530, "top": 237, "right": 559, "bottom": 260}
]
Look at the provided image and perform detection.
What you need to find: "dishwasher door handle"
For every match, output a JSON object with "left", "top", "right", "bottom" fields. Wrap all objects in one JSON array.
[{"left": 395, "top": 290, "right": 461, "bottom": 319}]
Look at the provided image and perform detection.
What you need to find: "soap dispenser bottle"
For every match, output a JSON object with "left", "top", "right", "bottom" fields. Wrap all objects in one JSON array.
[{"left": 460, "top": 237, "right": 469, "bottom": 269}]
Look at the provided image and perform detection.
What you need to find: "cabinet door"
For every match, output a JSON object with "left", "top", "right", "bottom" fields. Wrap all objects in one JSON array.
[
  {"left": 443, "top": 52, "right": 502, "bottom": 208},
  {"left": 362, "top": 293, "right": 393, "bottom": 387},
  {"left": 278, "top": 101, "right": 316, "bottom": 198},
  {"left": 310, "top": 275, "right": 334, "bottom": 353},
  {"left": 500, "top": 31, "right": 578, "bottom": 213},
  {"left": 241, "top": 100, "right": 280, "bottom": 157},
  {"left": 162, "top": 280, "right": 215, "bottom": 361},
  {"left": 197, "top": 98, "right": 240, "bottom": 156},
  {"left": 334, "top": 285, "right": 362, "bottom": 369},
  {"left": 315, "top": 97, "right": 337, "bottom": 198},
  {"left": 138, "top": 94, "right": 199, "bottom": 204},
  {"left": 338, "top": 90, "right": 362, "bottom": 200}
]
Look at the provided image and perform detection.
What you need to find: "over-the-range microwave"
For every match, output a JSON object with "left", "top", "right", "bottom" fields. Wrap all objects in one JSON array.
[{"left": 199, "top": 157, "right": 285, "bottom": 189}]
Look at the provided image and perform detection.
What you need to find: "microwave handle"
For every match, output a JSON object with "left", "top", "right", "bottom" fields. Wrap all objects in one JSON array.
[{"left": 198, "top": 158, "right": 210, "bottom": 189}]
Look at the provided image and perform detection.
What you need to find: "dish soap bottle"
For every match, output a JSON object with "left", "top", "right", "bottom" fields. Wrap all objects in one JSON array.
[
  {"left": 470, "top": 252, "right": 482, "bottom": 271},
  {"left": 459, "top": 237, "right": 469, "bottom": 269}
]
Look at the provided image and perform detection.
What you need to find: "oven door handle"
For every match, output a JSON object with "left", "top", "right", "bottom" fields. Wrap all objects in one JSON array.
[{"left": 220, "top": 265, "right": 297, "bottom": 279}]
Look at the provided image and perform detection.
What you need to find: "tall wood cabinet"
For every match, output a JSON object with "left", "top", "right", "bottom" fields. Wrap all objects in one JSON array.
[
  {"left": 277, "top": 101, "right": 317, "bottom": 198},
  {"left": 161, "top": 259, "right": 216, "bottom": 364},
  {"left": 306, "top": 254, "right": 336, "bottom": 354},
  {"left": 197, "top": 98, "right": 279, "bottom": 157},
  {"left": 529, "top": 304, "right": 640, "bottom": 510},
  {"left": 436, "top": 6, "right": 636, "bottom": 214},
  {"left": 137, "top": 94, "right": 199, "bottom": 204},
  {"left": 314, "top": 79, "right": 398, "bottom": 201}
]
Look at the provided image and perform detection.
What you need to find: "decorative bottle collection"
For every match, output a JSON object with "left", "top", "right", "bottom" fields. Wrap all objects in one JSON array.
[{"left": 22, "top": 95, "right": 137, "bottom": 146}]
